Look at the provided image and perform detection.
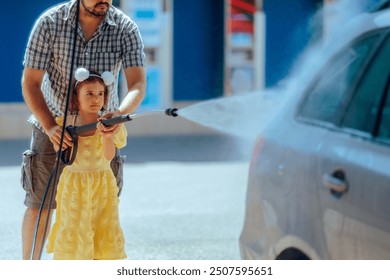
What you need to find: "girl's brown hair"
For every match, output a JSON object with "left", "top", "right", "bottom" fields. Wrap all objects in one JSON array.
[{"left": 70, "top": 69, "right": 109, "bottom": 113}]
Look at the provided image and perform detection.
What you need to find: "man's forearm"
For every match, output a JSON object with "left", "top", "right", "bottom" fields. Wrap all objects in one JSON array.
[
  {"left": 22, "top": 84, "right": 56, "bottom": 133},
  {"left": 22, "top": 68, "right": 57, "bottom": 133},
  {"left": 118, "top": 82, "right": 146, "bottom": 114}
]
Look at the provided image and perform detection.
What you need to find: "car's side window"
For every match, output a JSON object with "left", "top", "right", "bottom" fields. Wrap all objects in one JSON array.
[
  {"left": 299, "top": 34, "right": 380, "bottom": 124},
  {"left": 378, "top": 88, "right": 390, "bottom": 142},
  {"left": 341, "top": 35, "right": 390, "bottom": 135}
]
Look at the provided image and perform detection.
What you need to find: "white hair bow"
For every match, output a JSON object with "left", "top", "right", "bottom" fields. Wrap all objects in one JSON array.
[{"left": 74, "top": 67, "right": 114, "bottom": 86}]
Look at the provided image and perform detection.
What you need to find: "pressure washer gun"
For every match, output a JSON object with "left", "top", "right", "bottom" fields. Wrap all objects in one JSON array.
[{"left": 61, "top": 108, "right": 178, "bottom": 165}]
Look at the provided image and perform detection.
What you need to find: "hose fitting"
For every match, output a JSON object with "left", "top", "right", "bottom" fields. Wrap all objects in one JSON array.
[{"left": 165, "top": 108, "right": 178, "bottom": 117}]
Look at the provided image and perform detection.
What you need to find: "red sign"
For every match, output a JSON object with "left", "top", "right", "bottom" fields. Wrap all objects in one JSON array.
[{"left": 228, "top": 0, "right": 255, "bottom": 34}]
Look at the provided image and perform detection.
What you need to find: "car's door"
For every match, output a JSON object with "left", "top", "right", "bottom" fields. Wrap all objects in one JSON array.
[
  {"left": 319, "top": 32, "right": 390, "bottom": 259},
  {"left": 298, "top": 29, "right": 390, "bottom": 259}
]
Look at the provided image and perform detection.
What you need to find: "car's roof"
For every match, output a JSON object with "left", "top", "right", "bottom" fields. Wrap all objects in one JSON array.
[
  {"left": 332, "top": 7, "right": 390, "bottom": 49},
  {"left": 273, "top": 5, "right": 390, "bottom": 119}
]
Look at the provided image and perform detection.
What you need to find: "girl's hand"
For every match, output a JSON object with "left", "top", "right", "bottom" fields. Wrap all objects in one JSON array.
[
  {"left": 97, "top": 117, "right": 118, "bottom": 161},
  {"left": 96, "top": 118, "right": 121, "bottom": 138}
]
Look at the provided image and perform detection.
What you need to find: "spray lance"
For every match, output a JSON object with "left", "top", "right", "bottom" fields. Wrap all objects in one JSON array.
[{"left": 61, "top": 108, "right": 179, "bottom": 165}]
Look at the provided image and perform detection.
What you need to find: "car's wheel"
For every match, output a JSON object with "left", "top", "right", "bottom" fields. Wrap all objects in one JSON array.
[{"left": 275, "top": 248, "right": 310, "bottom": 260}]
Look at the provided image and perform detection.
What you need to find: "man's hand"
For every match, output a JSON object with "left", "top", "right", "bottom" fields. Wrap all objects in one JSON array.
[
  {"left": 101, "top": 110, "right": 122, "bottom": 119},
  {"left": 46, "top": 125, "right": 73, "bottom": 152}
]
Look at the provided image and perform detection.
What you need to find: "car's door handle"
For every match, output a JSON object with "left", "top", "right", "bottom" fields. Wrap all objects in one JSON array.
[{"left": 322, "top": 173, "right": 348, "bottom": 194}]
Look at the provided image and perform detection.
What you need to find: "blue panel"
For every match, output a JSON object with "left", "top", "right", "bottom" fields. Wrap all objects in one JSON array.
[
  {"left": 135, "top": 10, "right": 156, "bottom": 19},
  {"left": 141, "top": 66, "right": 161, "bottom": 110},
  {"left": 264, "top": 0, "right": 321, "bottom": 88},
  {"left": 1, "top": 1, "right": 64, "bottom": 102},
  {"left": 173, "top": 0, "right": 224, "bottom": 101}
]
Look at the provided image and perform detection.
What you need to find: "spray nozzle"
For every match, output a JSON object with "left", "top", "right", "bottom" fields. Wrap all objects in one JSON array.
[{"left": 165, "top": 108, "right": 178, "bottom": 117}]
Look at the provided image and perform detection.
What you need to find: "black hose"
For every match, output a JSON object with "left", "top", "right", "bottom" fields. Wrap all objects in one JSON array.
[{"left": 30, "top": 0, "right": 81, "bottom": 260}]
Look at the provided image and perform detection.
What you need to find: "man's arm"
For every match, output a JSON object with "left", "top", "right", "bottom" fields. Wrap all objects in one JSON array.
[
  {"left": 21, "top": 67, "right": 73, "bottom": 150},
  {"left": 118, "top": 66, "right": 146, "bottom": 115},
  {"left": 97, "top": 66, "right": 146, "bottom": 136}
]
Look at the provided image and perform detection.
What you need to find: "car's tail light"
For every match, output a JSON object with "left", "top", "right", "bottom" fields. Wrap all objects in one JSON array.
[{"left": 249, "top": 135, "right": 265, "bottom": 174}]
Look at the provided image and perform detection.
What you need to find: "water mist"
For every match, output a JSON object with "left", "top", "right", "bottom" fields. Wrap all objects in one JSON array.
[{"left": 174, "top": 0, "right": 379, "bottom": 148}]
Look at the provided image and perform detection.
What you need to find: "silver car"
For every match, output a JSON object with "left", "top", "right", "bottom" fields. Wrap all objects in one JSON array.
[{"left": 239, "top": 3, "right": 390, "bottom": 259}]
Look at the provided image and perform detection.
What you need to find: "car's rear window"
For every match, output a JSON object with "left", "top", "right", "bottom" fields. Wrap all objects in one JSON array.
[
  {"left": 341, "top": 34, "right": 390, "bottom": 138},
  {"left": 298, "top": 29, "right": 390, "bottom": 144},
  {"left": 299, "top": 33, "right": 381, "bottom": 124}
]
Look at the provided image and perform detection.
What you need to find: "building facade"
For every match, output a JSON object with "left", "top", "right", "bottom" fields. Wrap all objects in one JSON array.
[{"left": 1, "top": 0, "right": 330, "bottom": 138}]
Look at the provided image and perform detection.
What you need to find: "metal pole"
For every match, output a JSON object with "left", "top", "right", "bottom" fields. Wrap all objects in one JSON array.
[
  {"left": 162, "top": 0, "right": 173, "bottom": 108},
  {"left": 254, "top": 0, "right": 266, "bottom": 91}
]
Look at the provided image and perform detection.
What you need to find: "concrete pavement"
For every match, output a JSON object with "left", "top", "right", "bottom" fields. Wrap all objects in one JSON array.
[
  {"left": 0, "top": 134, "right": 253, "bottom": 166},
  {"left": 0, "top": 134, "right": 252, "bottom": 260}
]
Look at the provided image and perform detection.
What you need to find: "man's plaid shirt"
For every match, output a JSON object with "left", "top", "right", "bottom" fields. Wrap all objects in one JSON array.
[{"left": 24, "top": 0, "right": 145, "bottom": 130}]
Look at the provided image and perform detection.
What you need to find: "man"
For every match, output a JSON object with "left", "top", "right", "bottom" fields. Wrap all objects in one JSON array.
[{"left": 21, "top": 0, "right": 146, "bottom": 259}]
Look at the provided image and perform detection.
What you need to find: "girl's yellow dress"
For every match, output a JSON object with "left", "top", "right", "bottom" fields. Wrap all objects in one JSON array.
[{"left": 46, "top": 117, "right": 127, "bottom": 260}]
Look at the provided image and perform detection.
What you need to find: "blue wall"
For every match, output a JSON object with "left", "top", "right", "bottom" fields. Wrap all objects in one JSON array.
[
  {"left": 4, "top": 1, "right": 324, "bottom": 102},
  {"left": 173, "top": 0, "right": 224, "bottom": 101},
  {"left": 172, "top": 0, "right": 320, "bottom": 98},
  {"left": 264, "top": 0, "right": 322, "bottom": 88},
  {"left": 2, "top": 1, "right": 62, "bottom": 102}
]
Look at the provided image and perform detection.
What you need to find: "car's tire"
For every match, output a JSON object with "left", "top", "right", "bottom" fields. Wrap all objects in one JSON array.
[{"left": 275, "top": 248, "right": 310, "bottom": 260}]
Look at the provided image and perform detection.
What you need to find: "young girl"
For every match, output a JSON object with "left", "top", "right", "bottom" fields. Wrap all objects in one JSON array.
[{"left": 46, "top": 67, "right": 127, "bottom": 260}]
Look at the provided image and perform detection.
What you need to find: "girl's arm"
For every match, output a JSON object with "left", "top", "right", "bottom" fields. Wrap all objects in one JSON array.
[
  {"left": 97, "top": 122, "right": 117, "bottom": 161},
  {"left": 102, "top": 136, "right": 116, "bottom": 161}
]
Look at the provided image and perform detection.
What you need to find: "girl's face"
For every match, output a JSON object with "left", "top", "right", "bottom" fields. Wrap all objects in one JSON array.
[{"left": 77, "top": 81, "right": 106, "bottom": 114}]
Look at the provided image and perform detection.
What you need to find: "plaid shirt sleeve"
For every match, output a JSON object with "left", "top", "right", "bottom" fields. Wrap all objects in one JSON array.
[
  {"left": 121, "top": 23, "right": 145, "bottom": 69},
  {"left": 23, "top": 17, "right": 51, "bottom": 70}
]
